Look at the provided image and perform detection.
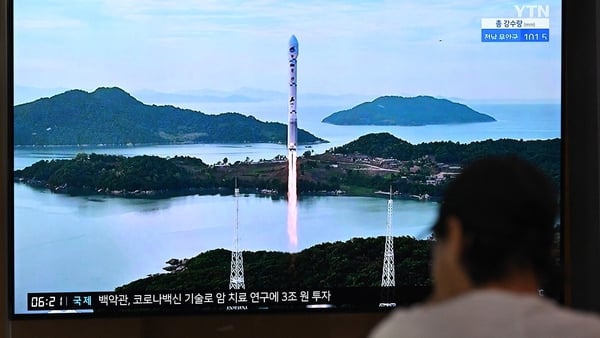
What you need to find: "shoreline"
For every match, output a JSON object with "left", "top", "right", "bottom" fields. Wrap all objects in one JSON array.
[
  {"left": 13, "top": 180, "right": 441, "bottom": 202},
  {"left": 13, "top": 139, "right": 330, "bottom": 149}
]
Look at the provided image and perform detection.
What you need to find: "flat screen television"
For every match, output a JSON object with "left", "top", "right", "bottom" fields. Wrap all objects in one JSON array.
[{"left": 7, "top": 0, "right": 564, "bottom": 324}]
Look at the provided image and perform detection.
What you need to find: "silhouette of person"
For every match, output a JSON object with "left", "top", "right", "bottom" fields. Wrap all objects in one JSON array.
[{"left": 370, "top": 156, "right": 600, "bottom": 338}]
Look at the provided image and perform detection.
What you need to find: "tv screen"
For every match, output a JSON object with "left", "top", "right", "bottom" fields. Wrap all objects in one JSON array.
[{"left": 10, "top": 0, "right": 561, "bottom": 316}]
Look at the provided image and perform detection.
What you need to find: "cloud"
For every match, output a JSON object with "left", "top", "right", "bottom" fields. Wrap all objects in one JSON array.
[
  {"left": 15, "top": 18, "right": 84, "bottom": 31},
  {"left": 95, "top": 0, "right": 477, "bottom": 40},
  {"left": 13, "top": 0, "right": 562, "bottom": 100}
]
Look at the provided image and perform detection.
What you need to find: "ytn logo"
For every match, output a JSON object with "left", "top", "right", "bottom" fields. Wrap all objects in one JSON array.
[{"left": 514, "top": 5, "right": 550, "bottom": 18}]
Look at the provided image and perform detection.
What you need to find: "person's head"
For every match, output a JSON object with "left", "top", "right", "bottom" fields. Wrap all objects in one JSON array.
[{"left": 430, "top": 155, "right": 557, "bottom": 300}]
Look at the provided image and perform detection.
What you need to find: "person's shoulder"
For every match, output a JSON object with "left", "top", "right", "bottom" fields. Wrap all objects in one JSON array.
[
  {"left": 485, "top": 289, "right": 600, "bottom": 336},
  {"left": 368, "top": 299, "right": 465, "bottom": 338},
  {"left": 529, "top": 301, "right": 600, "bottom": 337},
  {"left": 370, "top": 292, "right": 500, "bottom": 338},
  {"left": 368, "top": 305, "right": 431, "bottom": 338},
  {"left": 368, "top": 290, "right": 600, "bottom": 338}
]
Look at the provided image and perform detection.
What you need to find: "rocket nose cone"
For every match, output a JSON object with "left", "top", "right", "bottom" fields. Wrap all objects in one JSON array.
[{"left": 289, "top": 35, "right": 299, "bottom": 54}]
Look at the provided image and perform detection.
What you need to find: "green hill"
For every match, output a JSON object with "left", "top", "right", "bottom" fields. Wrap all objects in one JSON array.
[
  {"left": 14, "top": 87, "right": 326, "bottom": 146},
  {"left": 116, "top": 236, "right": 432, "bottom": 292},
  {"left": 322, "top": 96, "right": 496, "bottom": 126},
  {"left": 14, "top": 134, "right": 560, "bottom": 198},
  {"left": 330, "top": 132, "right": 560, "bottom": 184}
]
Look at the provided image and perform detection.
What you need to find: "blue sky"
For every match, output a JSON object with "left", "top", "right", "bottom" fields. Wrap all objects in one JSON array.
[{"left": 14, "top": 0, "right": 561, "bottom": 102}]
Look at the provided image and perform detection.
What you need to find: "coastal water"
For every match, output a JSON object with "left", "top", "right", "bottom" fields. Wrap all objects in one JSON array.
[
  {"left": 13, "top": 104, "right": 560, "bottom": 169},
  {"left": 14, "top": 184, "right": 438, "bottom": 313},
  {"left": 12, "top": 103, "right": 561, "bottom": 313}
]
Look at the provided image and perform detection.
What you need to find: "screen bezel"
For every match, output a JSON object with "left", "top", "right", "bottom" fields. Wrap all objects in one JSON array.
[{"left": 4, "top": 0, "right": 600, "bottom": 337}]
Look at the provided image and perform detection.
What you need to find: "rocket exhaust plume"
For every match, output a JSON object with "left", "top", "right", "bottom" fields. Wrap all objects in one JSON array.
[
  {"left": 287, "top": 35, "right": 299, "bottom": 248},
  {"left": 288, "top": 153, "right": 298, "bottom": 248}
]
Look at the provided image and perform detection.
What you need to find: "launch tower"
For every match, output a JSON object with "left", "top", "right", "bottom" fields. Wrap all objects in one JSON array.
[
  {"left": 229, "top": 179, "right": 246, "bottom": 294},
  {"left": 379, "top": 186, "right": 396, "bottom": 307}
]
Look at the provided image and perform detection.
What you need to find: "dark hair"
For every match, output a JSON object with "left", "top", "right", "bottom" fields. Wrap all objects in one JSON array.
[{"left": 432, "top": 156, "right": 558, "bottom": 285}]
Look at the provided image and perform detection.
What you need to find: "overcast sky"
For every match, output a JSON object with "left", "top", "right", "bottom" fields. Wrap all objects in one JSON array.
[{"left": 14, "top": 0, "right": 561, "bottom": 102}]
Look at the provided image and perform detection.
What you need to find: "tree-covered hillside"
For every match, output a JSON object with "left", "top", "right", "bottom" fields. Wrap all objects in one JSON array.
[
  {"left": 14, "top": 87, "right": 326, "bottom": 146},
  {"left": 116, "top": 236, "right": 432, "bottom": 292},
  {"left": 322, "top": 96, "right": 496, "bottom": 126},
  {"left": 14, "top": 135, "right": 560, "bottom": 198},
  {"left": 330, "top": 133, "right": 560, "bottom": 184}
]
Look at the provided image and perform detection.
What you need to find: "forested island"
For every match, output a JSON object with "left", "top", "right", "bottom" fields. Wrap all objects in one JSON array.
[
  {"left": 116, "top": 236, "right": 432, "bottom": 292},
  {"left": 13, "top": 133, "right": 560, "bottom": 303},
  {"left": 322, "top": 96, "right": 496, "bottom": 126},
  {"left": 13, "top": 87, "right": 326, "bottom": 146},
  {"left": 14, "top": 133, "right": 560, "bottom": 199}
]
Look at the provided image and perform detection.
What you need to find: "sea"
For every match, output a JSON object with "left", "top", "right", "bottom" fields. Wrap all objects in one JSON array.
[{"left": 12, "top": 103, "right": 561, "bottom": 313}]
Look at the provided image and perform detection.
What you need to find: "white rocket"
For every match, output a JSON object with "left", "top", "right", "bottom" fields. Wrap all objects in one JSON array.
[{"left": 288, "top": 35, "right": 298, "bottom": 152}]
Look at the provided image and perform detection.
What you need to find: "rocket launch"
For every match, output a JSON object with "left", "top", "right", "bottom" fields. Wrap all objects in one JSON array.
[
  {"left": 288, "top": 35, "right": 299, "bottom": 153},
  {"left": 287, "top": 35, "right": 299, "bottom": 248}
]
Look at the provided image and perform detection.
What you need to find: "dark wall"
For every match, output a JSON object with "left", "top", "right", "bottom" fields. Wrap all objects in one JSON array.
[
  {"left": 562, "top": 0, "right": 600, "bottom": 312},
  {"left": 1, "top": 0, "right": 10, "bottom": 337}
]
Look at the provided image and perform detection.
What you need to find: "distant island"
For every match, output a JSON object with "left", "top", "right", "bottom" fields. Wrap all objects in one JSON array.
[
  {"left": 13, "top": 87, "right": 326, "bottom": 146},
  {"left": 14, "top": 133, "right": 559, "bottom": 199},
  {"left": 322, "top": 96, "right": 496, "bottom": 126}
]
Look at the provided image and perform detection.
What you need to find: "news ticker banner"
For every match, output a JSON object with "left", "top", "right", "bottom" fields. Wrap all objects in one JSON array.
[
  {"left": 481, "top": 18, "right": 550, "bottom": 42},
  {"left": 27, "top": 287, "right": 430, "bottom": 312}
]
